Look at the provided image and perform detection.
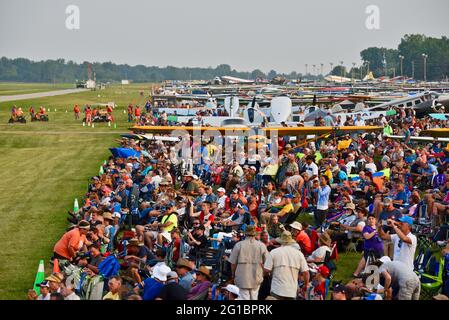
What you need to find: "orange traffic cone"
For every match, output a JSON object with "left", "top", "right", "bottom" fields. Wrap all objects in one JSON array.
[{"left": 53, "top": 258, "right": 60, "bottom": 273}]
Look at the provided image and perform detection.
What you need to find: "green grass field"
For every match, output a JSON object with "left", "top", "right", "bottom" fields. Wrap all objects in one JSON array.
[
  {"left": 0, "top": 82, "right": 74, "bottom": 96},
  {"left": 0, "top": 82, "right": 360, "bottom": 299},
  {"left": 0, "top": 83, "right": 154, "bottom": 299}
]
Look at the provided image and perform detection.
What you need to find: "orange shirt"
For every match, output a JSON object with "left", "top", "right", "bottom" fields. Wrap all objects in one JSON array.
[
  {"left": 296, "top": 231, "right": 312, "bottom": 255},
  {"left": 53, "top": 228, "right": 86, "bottom": 259}
]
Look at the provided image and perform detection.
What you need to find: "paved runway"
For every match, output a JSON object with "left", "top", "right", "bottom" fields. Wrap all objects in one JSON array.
[{"left": 0, "top": 88, "right": 88, "bottom": 103}]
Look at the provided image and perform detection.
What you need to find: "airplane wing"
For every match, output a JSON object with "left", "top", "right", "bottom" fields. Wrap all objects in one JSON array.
[
  {"left": 129, "top": 125, "right": 383, "bottom": 137},
  {"left": 419, "top": 129, "right": 449, "bottom": 138}
]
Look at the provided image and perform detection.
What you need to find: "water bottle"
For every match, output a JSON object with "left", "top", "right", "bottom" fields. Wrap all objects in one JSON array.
[{"left": 74, "top": 198, "right": 79, "bottom": 213}]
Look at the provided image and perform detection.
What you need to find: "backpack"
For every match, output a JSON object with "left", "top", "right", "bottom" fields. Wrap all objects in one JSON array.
[{"left": 98, "top": 255, "right": 121, "bottom": 279}]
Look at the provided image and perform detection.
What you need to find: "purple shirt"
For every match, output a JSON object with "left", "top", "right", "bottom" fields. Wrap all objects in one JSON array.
[
  {"left": 187, "top": 280, "right": 211, "bottom": 299},
  {"left": 362, "top": 225, "right": 384, "bottom": 253}
]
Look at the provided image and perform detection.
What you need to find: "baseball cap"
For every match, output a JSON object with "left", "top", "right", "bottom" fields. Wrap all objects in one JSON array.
[
  {"left": 38, "top": 281, "right": 50, "bottom": 288},
  {"left": 217, "top": 187, "right": 226, "bottom": 193},
  {"left": 332, "top": 283, "right": 347, "bottom": 294},
  {"left": 283, "top": 194, "right": 294, "bottom": 199},
  {"left": 398, "top": 215, "right": 414, "bottom": 226},
  {"left": 112, "top": 212, "right": 121, "bottom": 219},
  {"left": 379, "top": 256, "right": 391, "bottom": 264}
]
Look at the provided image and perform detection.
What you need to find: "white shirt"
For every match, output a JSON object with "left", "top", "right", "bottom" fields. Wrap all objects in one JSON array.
[
  {"left": 151, "top": 175, "right": 162, "bottom": 189},
  {"left": 305, "top": 162, "right": 319, "bottom": 180},
  {"left": 65, "top": 292, "right": 80, "bottom": 300},
  {"left": 38, "top": 293, "right": 50, "bottom": 300},
  {"left": 354, "top": 118, "right": 366, "bottom": 126},
  {"left": 391, "top": 232, "right": 417, "bottom": 271},
  {"left": 308, "top": 245, "right": 331, "bottom": 262},
  {"left": 264, "top": 245, "right": 309, "bottom": 298},
  {"left": 346, "top": 161, "right": 356, "bottom": 175},
  {"left": 365, "top": 162, "right": 377, "bottom": 173},
  {"left": 217, "top": 195, "right": 227, "bottom": 209}
]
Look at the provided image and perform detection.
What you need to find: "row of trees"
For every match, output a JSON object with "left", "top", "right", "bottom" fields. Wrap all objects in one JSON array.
[
  {"left": 0, "top": 57, "right": 301, "bottom": 83},
  {"left": 330, "top": 34, "right": 449, "bottom": 81},
  {"left": 1, "top": 34, "right": 448, "bottom": 83}
]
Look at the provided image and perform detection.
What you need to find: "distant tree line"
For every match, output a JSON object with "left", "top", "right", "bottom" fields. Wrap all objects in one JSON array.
[
  {"left": 0, "top": 58, "right": 300, "bottom": 83},
  {"left": 1, "top": 34, "right": 448, "bottom": 83},
  {"left": 330, "top": 34, "right": 449, "bottom": 81}
]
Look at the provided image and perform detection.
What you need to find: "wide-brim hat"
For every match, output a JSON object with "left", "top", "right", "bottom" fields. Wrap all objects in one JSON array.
[
  {"left": 290, "top": 221, "right": 303, "bottom": 231},
  {"left": 103, "top": 212, "right": 113, "bottom": 221},
  {"left": 195, "top": 266, "right": 211, "bottom": 280},
  {"left": 344, "top": 202, "right": 356, "bottom": 211},
  {"left": 275, "top": 231, "right": 297, "bottom": 245},
  {"left": 176, "top": 258, "right": 193, "bottom": 271},
  {"left": 152, "top": 265, "right": 171, "bottom": 282},
  {"left": 45, "top": 274, "right": 61, "bottom": 283},
  {"left": 127, "top": 238, "right": 143, "bottom": 247},
  {"left": 318, "top": 232, "right": 332, "bottom": 247}
]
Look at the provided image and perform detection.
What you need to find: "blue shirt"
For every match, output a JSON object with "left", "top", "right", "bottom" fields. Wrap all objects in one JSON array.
[
  {"left": 179, "top": 272, "right": 195, "bottom": 292},
  {"left": 395, "top": 191, "right": 408, "bottom": 204},
  {"left": 316, "top": 185, "right": 331, "bottom": 210},
  {"left": 140, "top": 277, "right": 164, "bottom": 300}
]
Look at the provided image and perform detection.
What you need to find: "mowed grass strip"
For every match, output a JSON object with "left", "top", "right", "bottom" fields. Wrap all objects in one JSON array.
[
  {"left": 0, "top": 133, "right": 118, "bottom": 299},
  {"left": 0, "top": 83, "right": 153, "bottom": 299}
]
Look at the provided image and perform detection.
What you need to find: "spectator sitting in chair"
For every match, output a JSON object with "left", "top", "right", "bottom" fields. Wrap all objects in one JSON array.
[
  {"left": 135, "top": 264, "right": 171, "bottom": 300},
  {"left": 187, "top": 266, "right": 212, "bottom": 300},
  {"left": 186, "top": 224, "right": 208, "bottom": 258},
  {"left": 289, "top": 222, "right": 312, "bottom": 256},
  {"left": 175, "top": 258, "right": 195, "bottom": 291},
  {"left": 103, "top": 276, "right": 122, "bottom": 300},
  {"left": 156, "top": 271, "right": 187, "bottom": 300},
  {"left": 220, "top": 204, "right": 251, "bottom": 231},
  {"left": 307, "top": 232, "right": 332, "bottom": 264},
  {"left": 77, "top": 242, "right": 105, "bottom": 275}
]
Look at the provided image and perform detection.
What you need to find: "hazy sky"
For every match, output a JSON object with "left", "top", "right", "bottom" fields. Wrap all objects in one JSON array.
[{"left": 1, "top": 0, "right": 448, "bottom": 74}]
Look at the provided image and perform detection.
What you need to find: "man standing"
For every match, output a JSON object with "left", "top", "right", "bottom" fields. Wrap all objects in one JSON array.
[
  {"left": 228, "top": 225, "right": 269, "bottom": 300},
  {"left": 264, "top": 231, "right": 309, "bottom": 300},
  {"left": 378, "top": 216, "right": 417, "bottom": 270},
  {"left": 378, "top": 197, "right": 402, "bottom": 257}
]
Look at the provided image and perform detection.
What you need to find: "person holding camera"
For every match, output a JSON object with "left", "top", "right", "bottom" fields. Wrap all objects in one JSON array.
[{"left": 377, "top": 216, "right": 417, "bottom": 270}]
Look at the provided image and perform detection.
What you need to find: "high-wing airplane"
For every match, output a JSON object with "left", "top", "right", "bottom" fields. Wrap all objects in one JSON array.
[
  {"left": 419, "top": 128, "right": 449, "bottom": 138},
  {"left": 129, "top": 125, "right": 383, "bottom": 138},
  {"left": 366, "top": 91, "right": 442, "bottom": 117}
]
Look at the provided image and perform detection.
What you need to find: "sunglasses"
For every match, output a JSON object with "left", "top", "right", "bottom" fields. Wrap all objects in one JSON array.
[{"left": 193, "top": 222, "right": 200, "bottom": 225}]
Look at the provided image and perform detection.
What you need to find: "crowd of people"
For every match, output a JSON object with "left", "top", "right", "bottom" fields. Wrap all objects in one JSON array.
[{"left": 29, "top": 104, "right": 449, "bottom": 301}]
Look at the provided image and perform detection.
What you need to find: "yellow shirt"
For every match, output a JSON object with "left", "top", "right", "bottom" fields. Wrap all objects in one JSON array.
[
  {"left": 161, "top": 213, "right": 178, "bottom": 232},
  {"left": 278, "top": 203, "right": 294, "bottom": 217},
  {"left": 103, "top": 291, "right": 120, "bottom": 300}
]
